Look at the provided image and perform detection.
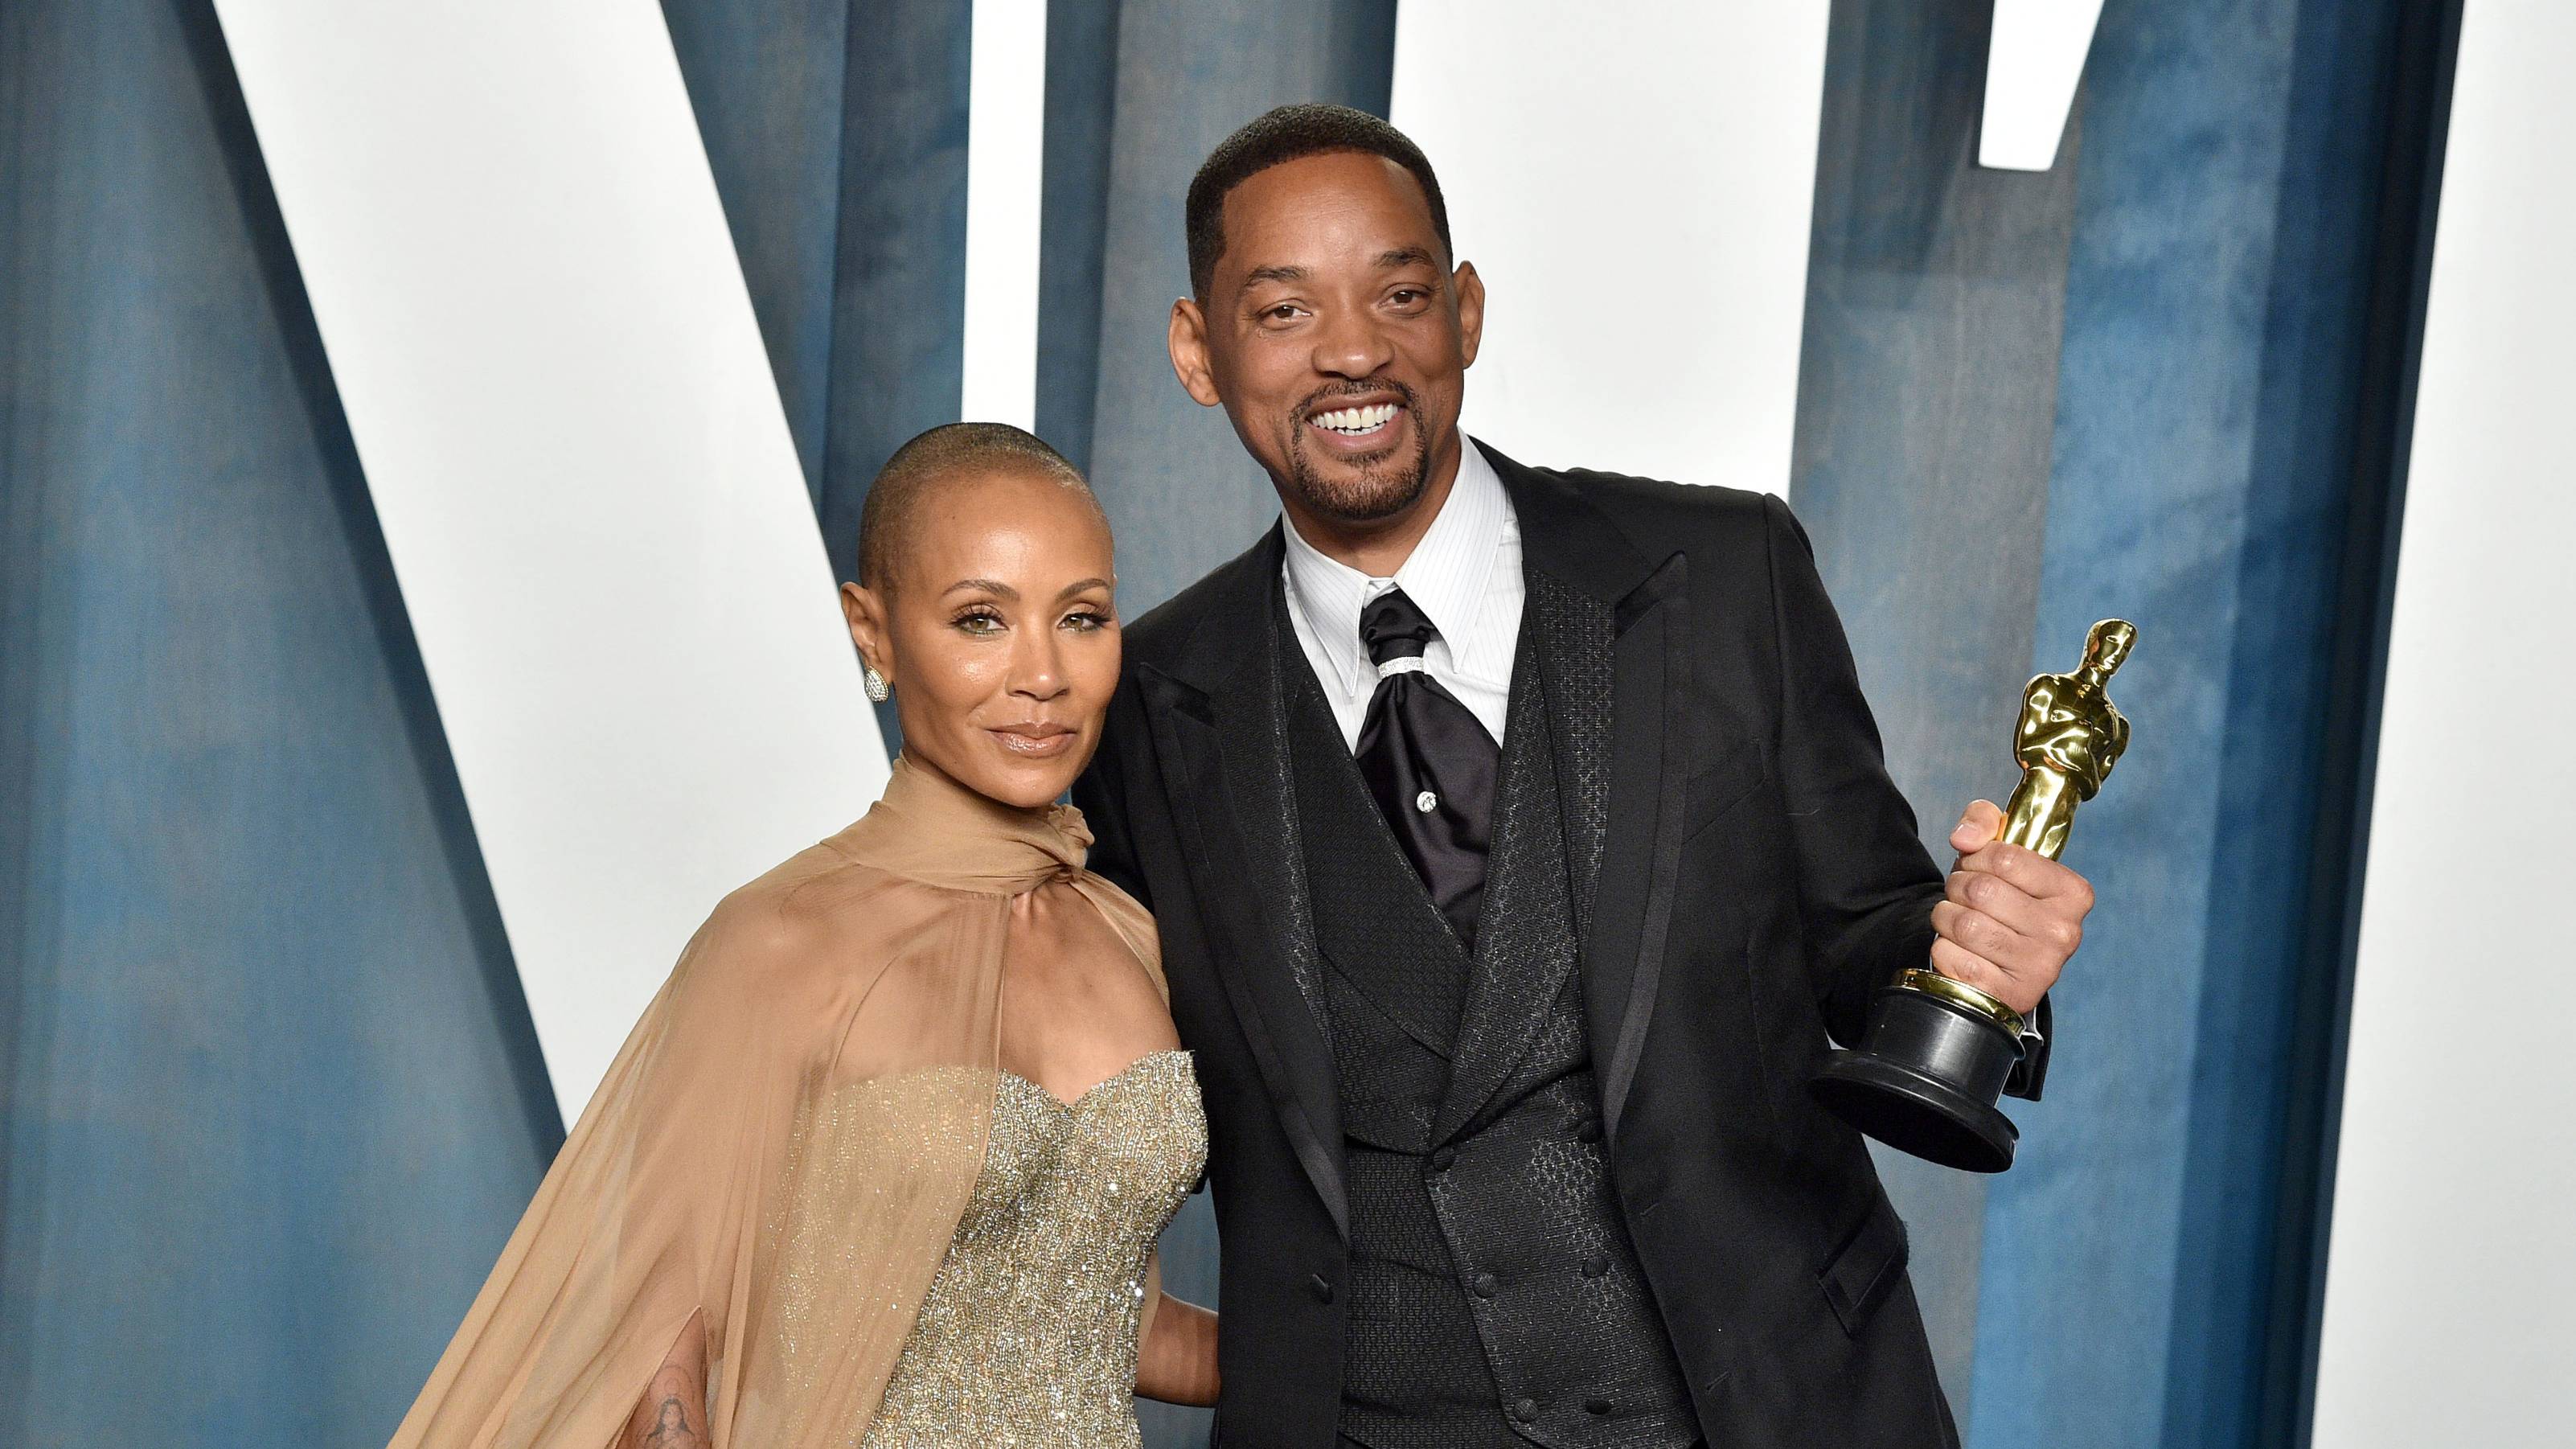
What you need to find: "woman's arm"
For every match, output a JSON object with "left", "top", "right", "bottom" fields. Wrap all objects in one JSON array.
[
  {"left": 1135, "top": 1293, "right": 1219, "bottom": 1406},
  {"left": 620, "top": 1311, "right": 709, "bottom": 1448}
]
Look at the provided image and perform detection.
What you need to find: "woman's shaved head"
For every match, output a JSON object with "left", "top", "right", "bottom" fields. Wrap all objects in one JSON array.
[{"left": 856, "top": 422, "right": 1098, "bottom": 594}]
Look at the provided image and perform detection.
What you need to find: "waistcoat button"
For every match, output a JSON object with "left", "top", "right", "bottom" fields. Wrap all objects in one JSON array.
[
  {"left": 1430, "top": 1146, "right": 1458, "bottom": 1172},
  {"left": 1512, "top": 1398, "right": 1540, "bottom": 1423},
  {"left": 1577, "top": 1117, "right": 1604, "bottom": 1143},
  {"left": 1473, "top": 1271, "right": 1498, "bottom": 1299},
  {"left": 1585, "top": 1397, "right": 1613, "bottom": 1416},
  {"left": 1582, "top": 1253, "right": 1612, "bottom": 1279}
]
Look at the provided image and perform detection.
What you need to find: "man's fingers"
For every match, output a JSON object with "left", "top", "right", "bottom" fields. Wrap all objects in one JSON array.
[
  {"left": 1944, "top": 869, "right": 2082, "bottom": 955},
  {"left": 1930, "top": 901, "right": 2060, "bottom": 977},
  {"left": 1955, "top": 836, "right": 2096, "bottom": 908},
  {"left": 1929, "top": 937, "right": 2038, "bottom": 1016}
]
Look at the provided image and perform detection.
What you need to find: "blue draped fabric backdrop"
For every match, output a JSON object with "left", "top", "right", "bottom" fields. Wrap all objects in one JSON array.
[
  {"left": 0, "top": 2, "right": 2445, "bottom": 1446},
  {"left": 0, "top": 3, "right": 560, "bottom": 1444},
  {"left": 1963, "top": 2, "right": 2434, "bottom": 1446}
]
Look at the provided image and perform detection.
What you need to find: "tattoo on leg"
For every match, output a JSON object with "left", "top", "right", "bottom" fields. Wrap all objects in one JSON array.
[{"left": 642, "top": 1395, "right": 701, "bottom": 1448}]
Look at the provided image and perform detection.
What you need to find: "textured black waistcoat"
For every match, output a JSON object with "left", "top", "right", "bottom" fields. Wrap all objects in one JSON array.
[{"left": 1283, "top": 622, "right": 1698, "bottom": 1449}]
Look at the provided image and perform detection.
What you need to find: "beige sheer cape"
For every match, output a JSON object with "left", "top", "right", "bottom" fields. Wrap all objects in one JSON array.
[{"left": 387, "top": 757, "right": 1165, "bottom": 1448}]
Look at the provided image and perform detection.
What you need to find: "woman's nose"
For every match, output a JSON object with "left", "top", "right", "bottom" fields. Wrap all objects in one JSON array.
[{"left": 1008, "top": 630, "right": 1069, "bottom": 700}]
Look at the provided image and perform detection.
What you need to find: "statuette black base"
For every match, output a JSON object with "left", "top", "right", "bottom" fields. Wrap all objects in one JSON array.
[{"left": 1809, "top": 986, "right": 2022, "bottom": 1173}]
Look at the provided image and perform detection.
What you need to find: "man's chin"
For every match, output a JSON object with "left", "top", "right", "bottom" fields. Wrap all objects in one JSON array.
[
  {"left": 1284, "top": 445, "right": 1430, "bottom": 523},
  {"left": 1293, "top": 471, "right": 1424, "bottom": 524}
]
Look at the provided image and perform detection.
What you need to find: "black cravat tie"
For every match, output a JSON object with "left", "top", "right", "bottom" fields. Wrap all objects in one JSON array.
[{"left": 1354, "top": 588, "right": 1499, "bottom": 947}]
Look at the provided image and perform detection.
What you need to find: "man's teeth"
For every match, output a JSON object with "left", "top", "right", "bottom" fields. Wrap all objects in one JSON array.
[{"left": 1311, "top": 403, "right": 1399, "bottom": 434}]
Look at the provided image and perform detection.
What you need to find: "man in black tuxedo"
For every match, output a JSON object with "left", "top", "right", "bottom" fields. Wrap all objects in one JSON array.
[{"left": 1073, "top": 105, "right": 2097, "bottom": 1449}]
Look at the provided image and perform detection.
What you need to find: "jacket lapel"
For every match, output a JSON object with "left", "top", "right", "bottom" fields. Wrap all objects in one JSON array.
[
  {"left": 1431, "top": 621, "right": 1577, "bottom": 1143},
  {"left": 1528, "top": 566, "right": 1614, "bottom": 950},
  {"left": 1136, "top": 529, "right": 1347, "bottom": 1234},
  {"left": 1487, "top": 445, "right": 1693, "bottom": 1142}
]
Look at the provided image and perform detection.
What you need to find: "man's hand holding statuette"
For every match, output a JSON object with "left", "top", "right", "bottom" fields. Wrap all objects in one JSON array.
[{"left": 1929, "top": 798, "right": 2096, "bottom": 1018}]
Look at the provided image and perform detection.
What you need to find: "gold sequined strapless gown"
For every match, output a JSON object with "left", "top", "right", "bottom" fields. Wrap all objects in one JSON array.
[{"left": 861, "top": 1049, "right": 1208, "bottom": 1448}]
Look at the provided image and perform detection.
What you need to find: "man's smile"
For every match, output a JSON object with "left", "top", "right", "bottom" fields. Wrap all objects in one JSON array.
[
  {"left": 1299, "top": 391, "right": 1415, "bottom": 462},
  {"left": 1309, "top": 402, "right": 1400, "bottom": 437}
]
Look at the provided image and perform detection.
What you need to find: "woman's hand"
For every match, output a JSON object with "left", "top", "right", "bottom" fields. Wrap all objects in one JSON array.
[
  {"left": 1135, "top": 1295, "right": 1219, "bottom": 1407},
  {"left": 622, "top": 1311, "right": 709, "bottom": 1448}
]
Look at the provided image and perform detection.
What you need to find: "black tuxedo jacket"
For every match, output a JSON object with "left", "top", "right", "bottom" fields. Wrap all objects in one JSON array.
[{"left": 1076, "top": 445, "right": 1982, "bottom": 1447}]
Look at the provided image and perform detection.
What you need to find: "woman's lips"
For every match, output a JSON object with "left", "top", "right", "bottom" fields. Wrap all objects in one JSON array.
[{"left": 988, "top": 724, "right": 1077, "bottom": 759}]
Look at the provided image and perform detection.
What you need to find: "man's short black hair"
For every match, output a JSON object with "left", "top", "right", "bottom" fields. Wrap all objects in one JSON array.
[{"left": 1185, "top": 103, "right": 1451, "bottom": 302}]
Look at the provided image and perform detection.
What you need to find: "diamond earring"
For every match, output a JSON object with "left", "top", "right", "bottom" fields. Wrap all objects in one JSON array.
[{"left": 863, "top": 663, "right": 891, "bottom": 702}]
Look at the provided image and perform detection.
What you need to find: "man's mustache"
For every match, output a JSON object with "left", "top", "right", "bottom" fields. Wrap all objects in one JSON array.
[{"left": 1295, "top": 379, "right": 1420, "bottom": 420}]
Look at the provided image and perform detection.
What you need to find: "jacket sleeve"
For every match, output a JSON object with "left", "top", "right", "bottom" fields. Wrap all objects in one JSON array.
[{"left": 1758, "top": 493, "right": 1946, "bottom": 1052}]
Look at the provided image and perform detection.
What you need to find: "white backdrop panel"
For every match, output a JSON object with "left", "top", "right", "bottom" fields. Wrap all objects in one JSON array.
[
  {"left": 1979, "top": 0, "right": 2104, "bottom": 170},
  {"left": 2312, "top": 3, "right": 2576, "bottom": 1443},
  {"left": 962, "top": 0, "right": 1047, "bottom": 429},
  {"left": 214, "top": 1, "right": 885, "bottom": 1120},
  {"left": 1389, "top": 0, "right": 1831, "bottom": 496}
]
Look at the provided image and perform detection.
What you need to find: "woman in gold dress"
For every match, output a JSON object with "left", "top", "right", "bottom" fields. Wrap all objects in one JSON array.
[{"left": 387, "top": 424, "right": 1219, "bottom": 1449}]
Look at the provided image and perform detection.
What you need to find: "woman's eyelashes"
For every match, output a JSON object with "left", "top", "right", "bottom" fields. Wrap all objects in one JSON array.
[
  {"left": 945, "top": 603, "right": 1115, "bottom": 636},
  {"left": 950, "top": 605, "right": 1007, "bottom": 635}
]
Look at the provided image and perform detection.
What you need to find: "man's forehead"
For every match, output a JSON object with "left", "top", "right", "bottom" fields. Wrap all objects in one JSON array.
[{"left": 1219, "top": 152, "right": 1441, "bottom": 265}]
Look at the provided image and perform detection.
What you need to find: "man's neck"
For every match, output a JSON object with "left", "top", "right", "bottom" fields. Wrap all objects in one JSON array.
[{"left": 1279, "top": 435, "right": 1466, "bottom": 579}]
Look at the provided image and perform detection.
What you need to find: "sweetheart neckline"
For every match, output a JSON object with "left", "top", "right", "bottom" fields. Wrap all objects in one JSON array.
[{"left": 998, "top": 1048, "right": 1192, "bottom": 1114}]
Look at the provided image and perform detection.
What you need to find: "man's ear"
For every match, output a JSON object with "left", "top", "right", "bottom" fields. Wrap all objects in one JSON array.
[
  {"left": 1168, "top": 298, "right": 1224, "bottom": 407},
  {"left": 840, "top": 581, "right": 893, "bottom": 680},
  {"left": 1454, "top": 260, "right": 1486, "bottom": 368}
]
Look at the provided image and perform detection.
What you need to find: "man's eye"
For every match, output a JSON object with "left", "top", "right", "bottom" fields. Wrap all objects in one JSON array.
[{"left": 1389, "top": 288, "right": 1425, "bottom": 306}]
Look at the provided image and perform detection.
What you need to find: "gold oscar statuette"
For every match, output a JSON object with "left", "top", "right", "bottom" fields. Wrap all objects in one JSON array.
[{"left": 1807, "top": 619, "right": 2136, "bottom": 1172}]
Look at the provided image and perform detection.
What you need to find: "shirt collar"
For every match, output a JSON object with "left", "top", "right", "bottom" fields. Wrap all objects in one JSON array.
[{"left": 1281, "top": 437, "right": 1512, "bottom": 698}]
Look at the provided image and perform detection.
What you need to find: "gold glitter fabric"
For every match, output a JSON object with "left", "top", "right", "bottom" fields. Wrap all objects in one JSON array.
[
  {"left": 863, "top": 1051, "right": 1207, "bottom": 1447},
  {"left": 385, "top": 756, "right": 1171, "bottom": 1449}
]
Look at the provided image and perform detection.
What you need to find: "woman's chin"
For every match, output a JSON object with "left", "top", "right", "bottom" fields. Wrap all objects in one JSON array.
[{"left": 962, "top": 743, "right": 1089, "bottom": 810}]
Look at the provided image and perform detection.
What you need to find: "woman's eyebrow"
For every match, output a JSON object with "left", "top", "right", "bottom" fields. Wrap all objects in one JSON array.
[
  {"left": 941, "top": 577, "right": 1018, "bottom": 600},
  {"left": 1056, "top": 577, "right": 1112, "bottom": 600}
]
